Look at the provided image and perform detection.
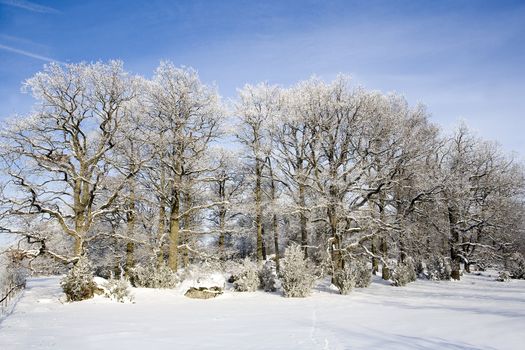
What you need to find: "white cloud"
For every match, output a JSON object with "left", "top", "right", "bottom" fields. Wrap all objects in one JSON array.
[
  {"left": 0, "top": 44, "right": 63, "bottom": 63},
  {"left": 0, "top": 0, "right": 60, "bottom": 14}
]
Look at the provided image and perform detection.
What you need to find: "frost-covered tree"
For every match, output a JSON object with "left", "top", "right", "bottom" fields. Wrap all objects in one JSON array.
[
  {"left": 145, "top": 62, "right": 224, "bottom": 271},
  {"left": 270, "top": 84, "right": 317, "bottom": 259},
  {"left": 431, "top": 126, "right": 525, "bottom": 279},
  {"left": 235, "top": 83, "right": 283, "bottom": 261},
  {"left": 0, "top": 61, "right": 139, "bottom": 264},
  {"left": 206, "top": 148, "right": 247, "bottom": 257},
  {"left": 0, "top": 60, "right": 523, "bottom": 289}
]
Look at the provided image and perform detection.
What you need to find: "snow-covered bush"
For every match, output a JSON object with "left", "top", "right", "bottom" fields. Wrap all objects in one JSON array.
[
  {"left": 416, "top": 259, "right": 426, "bottom": 278},
  {"left": 332, "top": 258, "right": 372, "bottom": 294},
  {"left": 11, "top": 267, "right": 27, "bottom": 289},
  {"left": 103, "top": 278, "right": 134, "bottom": 303},
  {"left": 333, "top": 265, "right": 356, "bottom": 295},
  {"left": 216, "top": 259, "right": 242, "bottom": 283},
  {"left": 391, "top": 260, "right": 417, "bottom": 287},
  {"left": 177, "top": 263, "right": 226, "bottom": 295},
  {"left": 475, "top": 261, "right": 488, "bottom": 271},
  {"left": 61, "top": 257, "right": 96, "bottom": 302},
  {"left": 353, "top": 259, "right": 372, "bottom": 288},
  {"left": 130, "top": 262, "right": 179, "bottom": 288},
  {"left": 450, "top": 260, "right": 461, "bottom": 280},
  {"left": 232, "top": 258, "right": 260, "bottom": 292},
  {"left": 506, "top": 252, "right": 525, "bottom": 279},
  {"left": 279, "top": 244, "right": 316, "bottom": 297},
  {"left": 310, "top": 245, "right": 332, "bottom": 278},
  {"left": 0, "top": 254, "right": 27, "bottom": 311},
  {"left": 425, "top": 255, "right": 452, "bottom": 281},
  {"left": 0, "top": 258, "right": 27, "bottom": 291},
  {"left": 259, "top": 260, "right": 277, "bottom": 292},
  {"left": 496, "top": 271, "right": 511, "bottom": 282}
]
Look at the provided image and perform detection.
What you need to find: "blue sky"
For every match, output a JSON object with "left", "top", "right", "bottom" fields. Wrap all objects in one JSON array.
[{"left": 0, "top": 0, "right": 524, "bottom": 156}]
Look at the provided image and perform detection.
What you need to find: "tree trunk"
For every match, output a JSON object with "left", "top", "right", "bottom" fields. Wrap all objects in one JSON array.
[
  {"left": 272, "top": 213, "right": 279, "bottom": 271},
  {"left": 328, "top": 204, "right": 343, "bottom": 274},
  {"left": 74, "top": 237, "right": 84, "bottom": 257},
  {"left": 448, "top": 204, "right": 461, "bottom": 280},
  {"left": 299, "top": 181, "right": 308, "bottom": 258},
  {"left": 218, "top": 208, "right": 226, "bottom": 251},
  {"left": 377, "top": 193, "right": 390, "bottom": 281},
  {"left": 156, "top": 164, "right": 167, "bottom": 266},
  {"left": 371, "top": 238, "right": 379, "bottom": 275},
  {"left": 381, "top": 238, "right": 390, "bottom": 280},
  {"left": 168, "top": 185, "right": 180, "bottom": 271},
  {"left": 399, "top": 237, "right": 406, "bottom": 264},
  {"left": 157, "top": 200, "right": 166, "bottom": 266},
  {"left": 464, "top": 262, "right": 471, "bottom": 273},
  {"left": 268, "top": 157, "right": 280, "bottom": 270},
  {"left": 73, "top": 173, "right": 87, "bottom": 257},
  {"left": 255, "top": 158, "right": 265, "bottom": 261},
  {"left": 125, "top": 242, "right": 134, "bottom": 276},
  {"left": 296, "top": 155, "right": 308, "bottom": 258},
  {"left": 182, "top": 191, "right": 192, "bottom": 268},
  {"left": 113, "top": 236, "right": 121, "bottom": 278},
  {"left": 218, "top": 178, "right": 226, "bottom": 252},
  {"left": 125, "top": 173, "right": 136, "bottom": 275}
]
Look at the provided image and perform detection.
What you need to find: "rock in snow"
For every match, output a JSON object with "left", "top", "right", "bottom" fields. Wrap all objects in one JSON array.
[{"left": 184, "top": 286, "right": 223, "bottom": 299}]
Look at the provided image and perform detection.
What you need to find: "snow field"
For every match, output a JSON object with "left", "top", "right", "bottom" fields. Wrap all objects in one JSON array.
[{"left": 0, "top": 271, "right": 523, "bottom": 350}]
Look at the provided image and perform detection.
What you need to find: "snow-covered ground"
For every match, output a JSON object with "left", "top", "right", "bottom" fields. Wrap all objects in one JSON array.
[{"left": 0, "top": 271, "right": 524, "bottom": 350}]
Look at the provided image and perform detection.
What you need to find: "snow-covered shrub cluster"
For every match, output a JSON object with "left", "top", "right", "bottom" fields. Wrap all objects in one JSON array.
[
  {"left": 333, "top": 265, "right": 356, "bottom": 295},
  {"left": 310, "top": 245, "right": 333, "bottom": 278},
  {"left": 416, "top": 259, "right": 426, "bottom": 277},
  {"left": 353, "top": 259, "right": 372, "bottom": 288},
  {"left": 279, "top": 244, "right": 316, "bottom": 297},
  {"left": 130, "top": 262, "right": 179, "bottom": 289},
  {"left": 506, "top": 252, "right": 525, "bottom": 279},
  {"left": 177, "top": 263, "right": 226, "bottom": 294},
  {"left": 259, "top": 260, "right": 277, "bottom": 292},
  {"left": 496, "top": 271, "right": 511, "bottom": 282},
  {"left": 61, "top": 257, "right": 96, "bottom": 302},
  {"left": 103, "top": 278, "right": 134, "bottom": 303},
  {"left": 0, "top": 254, "right": 27, "bottom": 311},
  {"left": 332, "top": 257, "right": 371, "bottom": 294},
  {"left": 0, "top": 258, "right": 27, "bottom": 291},
  {"left": 424, "top": 256, "right": 452, "bottom": 281},
  {"left": 232, "top": 258, "right": 260, "bottom": 292},
  {"left": 391, "top": 259, "right": 417, "bottom": 287}
]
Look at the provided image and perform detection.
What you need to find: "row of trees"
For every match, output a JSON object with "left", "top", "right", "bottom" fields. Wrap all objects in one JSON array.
[{"left": 0, "top": 61, "right": 523, "bottom": 282}]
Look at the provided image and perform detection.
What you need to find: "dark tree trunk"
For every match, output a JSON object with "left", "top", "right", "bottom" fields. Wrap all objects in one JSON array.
[
  {"left": 371, "top": 239, "right": 379, "bottom": 275},
  {"left": 448, "top": 204, "right": 461, "bottom": 280},
  {"left": 381, "top": 238, "right": 390, "bottom": 280}
]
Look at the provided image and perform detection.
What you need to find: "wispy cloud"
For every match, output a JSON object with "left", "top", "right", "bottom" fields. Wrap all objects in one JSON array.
[
  {"left": 0, "top": 34, "right": 48, "bottom": 49},
  {"left": 0, "top": 0, "right": 60, "bottom": 14},
  {"left": 0, "top": 44, "right": 63, "bottom": 63}
]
